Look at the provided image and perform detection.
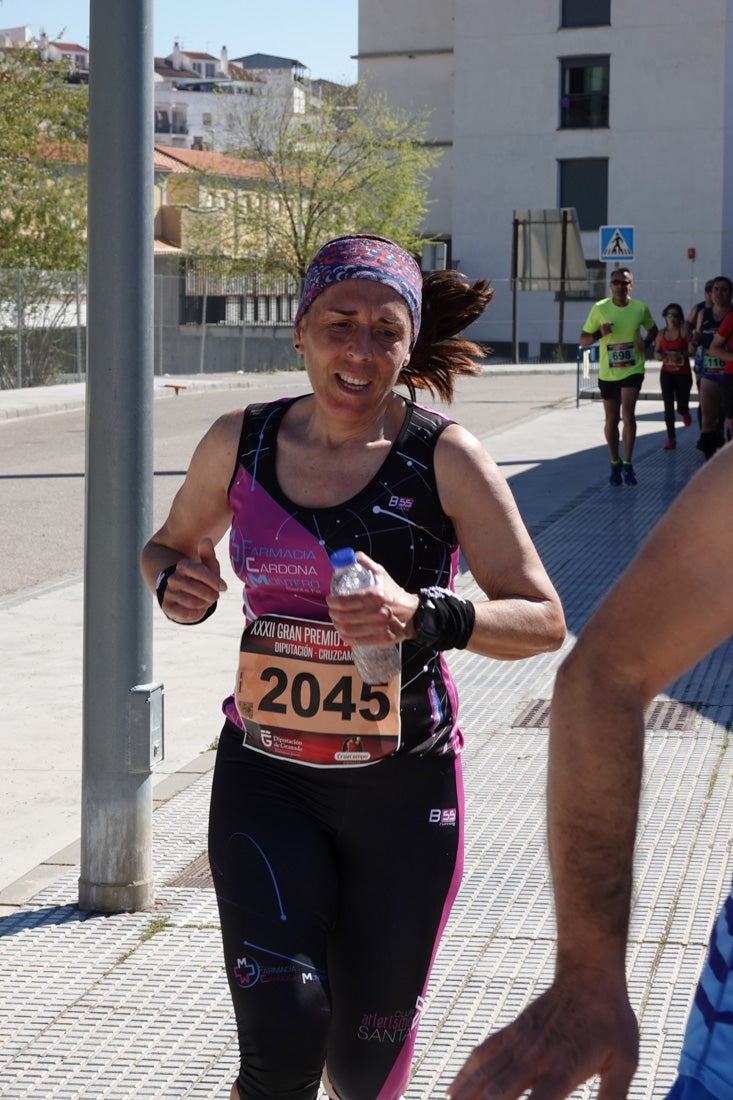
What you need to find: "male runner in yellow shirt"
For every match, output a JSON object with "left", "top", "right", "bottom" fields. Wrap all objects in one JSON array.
[{"left": 579, "top": 267, "right": 657, "bottom": 486}]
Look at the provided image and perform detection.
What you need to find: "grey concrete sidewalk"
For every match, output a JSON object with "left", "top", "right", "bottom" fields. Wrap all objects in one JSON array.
[{"left": 1, "top": 377, "right": 731, "bottom": 1099}]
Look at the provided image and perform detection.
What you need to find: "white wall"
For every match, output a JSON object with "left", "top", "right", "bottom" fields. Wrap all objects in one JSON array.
[
  {"left": 359, "top": 0, "right": 455, "bottom": 240},
  {"left": 359, "top": 0, "right": 733, "bottom": 350}
]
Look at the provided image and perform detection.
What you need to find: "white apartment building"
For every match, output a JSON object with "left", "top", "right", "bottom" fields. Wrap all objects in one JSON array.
[
  {"left": 1, "top": 25, "right": 89, "bottom": 73},
  {"left": 154, "top": 46, "right": 316, "bottom": 153},
  {"left": 358, "top": 0, "right": 733, "bottom": 354},
  {"left": 154, "top": 44, "right": 265, "bottom": 152}
]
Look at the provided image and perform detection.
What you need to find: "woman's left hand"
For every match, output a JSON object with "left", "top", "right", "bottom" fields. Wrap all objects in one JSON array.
[{"left": 326, "top": 552, "right": 419, "bottom": 648}]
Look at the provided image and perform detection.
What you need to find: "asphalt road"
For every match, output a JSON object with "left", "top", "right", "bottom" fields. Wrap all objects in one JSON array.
[{"left": 0, "top": 368, "right": 577, "bottom": 600}]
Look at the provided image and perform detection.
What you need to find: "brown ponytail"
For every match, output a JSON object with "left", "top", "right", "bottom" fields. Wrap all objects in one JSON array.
[{"left": 398, "top": 270, "right": 493, "bottom": 402}]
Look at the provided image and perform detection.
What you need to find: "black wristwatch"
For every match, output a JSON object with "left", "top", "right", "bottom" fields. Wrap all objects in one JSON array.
[{"left": 412, "top": 592, "right": 442, "bottom": 647}]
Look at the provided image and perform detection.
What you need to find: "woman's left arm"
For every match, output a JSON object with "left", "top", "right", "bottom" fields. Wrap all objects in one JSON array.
[
  {"left": 326, "top": 424, "right": 565, "bottom": 658},
  {"left": 434, "top": 423, "right": 566, "bottom": 660}
]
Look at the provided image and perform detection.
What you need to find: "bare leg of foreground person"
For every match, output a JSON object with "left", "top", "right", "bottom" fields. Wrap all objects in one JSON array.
[{"left": 321, "top": 1063, "right": 339, "bottom": 1098}]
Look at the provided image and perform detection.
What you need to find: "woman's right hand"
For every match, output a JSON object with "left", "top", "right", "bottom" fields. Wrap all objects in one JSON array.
[{"left": 159, "top": 536, "right": 227, "bottom": 623}]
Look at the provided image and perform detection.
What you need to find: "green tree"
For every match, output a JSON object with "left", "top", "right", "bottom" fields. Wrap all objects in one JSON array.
[
  {"left": 0, "top": 45, "right": 88, "bottom": 269},
  {"left": 210, "top": 82, "right": 441, "bottom": 279}
]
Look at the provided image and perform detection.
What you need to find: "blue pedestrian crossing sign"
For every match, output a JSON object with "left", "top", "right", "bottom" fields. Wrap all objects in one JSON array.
[{"left": 600, "top": 225, "right": 634, "bottom": 262}]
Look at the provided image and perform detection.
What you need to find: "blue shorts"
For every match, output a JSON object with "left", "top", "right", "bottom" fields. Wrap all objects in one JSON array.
[
  {"left": 665, "top": 1077, "right": 719, "bottom": 1100},
  {"left": 666, "top": 878, "right": 733, "bottom": 1100}
]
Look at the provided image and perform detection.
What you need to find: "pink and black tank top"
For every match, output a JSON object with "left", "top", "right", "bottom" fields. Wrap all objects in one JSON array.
[{"left": 221, "top": 395, "right": 465, "bottom": 757}]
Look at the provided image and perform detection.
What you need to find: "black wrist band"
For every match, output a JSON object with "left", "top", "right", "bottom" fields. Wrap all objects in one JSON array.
[
  {"left": 592, "top": 329, "right": 602, "bottom": 341},
  {"left": 155, "top": 563, "right": 218, "bottom": 625},
  {"left": 155, "top": 564, "right": 178, "bottom": 610},
  {"left": 412, "top": 587, "right": 476, "bottom": 650}
]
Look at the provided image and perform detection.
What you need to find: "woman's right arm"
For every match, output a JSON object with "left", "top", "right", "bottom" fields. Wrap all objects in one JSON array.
[{"left": 140, "top": 409, "right": 243, "bottom": 624}]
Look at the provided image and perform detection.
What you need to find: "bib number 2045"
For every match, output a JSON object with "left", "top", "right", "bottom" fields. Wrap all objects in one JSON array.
[{"left": 259, "top": 666, "right": 389, "bottom": 723}]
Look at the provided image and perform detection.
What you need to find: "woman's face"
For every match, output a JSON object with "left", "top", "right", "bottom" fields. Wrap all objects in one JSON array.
[{"left": 294, "top": 279, "right": 413, "bottom": 419}]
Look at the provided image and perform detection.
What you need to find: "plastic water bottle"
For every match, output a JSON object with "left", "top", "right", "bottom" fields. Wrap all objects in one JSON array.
[{"left": 329, "top": 548, "right": 401, "bottom": 684}]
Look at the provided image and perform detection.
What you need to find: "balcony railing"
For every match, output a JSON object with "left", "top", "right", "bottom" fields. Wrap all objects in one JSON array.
[{"left": 560, "top": 92, "right": 608, "bottom": 129}]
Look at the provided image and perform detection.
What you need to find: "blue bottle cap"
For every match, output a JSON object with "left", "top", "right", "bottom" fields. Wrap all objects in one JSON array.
[{"left": 330, "top": 548, "right": 357, "bottom": 569}]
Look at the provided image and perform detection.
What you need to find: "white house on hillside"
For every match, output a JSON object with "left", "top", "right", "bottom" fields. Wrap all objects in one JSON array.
[
  {"left": 357, "top": 0, "right": 733, "bottom": 355},
  {"left": 0, "top": 24, "right": 33, "bottom": 45},
  {"left": 0, "top": 25, "right": 89, "bottom": 77},
  {"left": 230, "top": 53, "right": 318, "bottom": 114},
  {"left": 44, "top": 37, "right": 89, "bottom": 71},
  {"left": 154, "top": 44, "right": 265, "bottom": 152},
  {"left": 2, "top": 27, "right": 334, "bottom": 157},
  {"left": 154, "top": 47, "right": 326, "bottom": 151}
]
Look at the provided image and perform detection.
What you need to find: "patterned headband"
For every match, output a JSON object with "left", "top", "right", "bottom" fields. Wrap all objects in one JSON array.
[{"left": 294, "top": 235, "right": 422, "bottom": 349}]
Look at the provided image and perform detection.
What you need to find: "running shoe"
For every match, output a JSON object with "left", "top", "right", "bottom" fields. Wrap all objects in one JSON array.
[
  {"left": 663, "top": 438, "right": 676, "bottom": 450},
  {"left": 622, "top": 462, "right": 637, "bottom": 486},
  {"left": 609, "top": 461, "right": 623, "bottom": 486},
  {"left": 681, "top": 412, "right": 692, "bottom": 427}
]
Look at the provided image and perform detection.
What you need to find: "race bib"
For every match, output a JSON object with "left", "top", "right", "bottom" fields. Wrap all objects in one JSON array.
[
  {"left": 663, "top": 350, "right": 686, "bottom": 370},
  {"left": 607, "top": 342, "right": 636, "bottom": 367},
  {"left": 235, "top": 614, "right": 401, "bottom": 767},
  {"left": 704, "top": 352, "right": 725, "bottom": 374}
]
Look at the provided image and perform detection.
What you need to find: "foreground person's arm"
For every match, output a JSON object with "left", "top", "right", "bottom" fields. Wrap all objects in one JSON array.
[{"left": 449, "top": 443, "right": 733, "bottom": 1100}]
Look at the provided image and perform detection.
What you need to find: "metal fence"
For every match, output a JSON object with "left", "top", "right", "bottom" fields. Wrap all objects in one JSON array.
[
  {"left": 0, "top": 267, "right": 705, "bottom": 388},
  {"left": 0, "top": 270, "right": 87, "bottom": 388},
  {"left": 0, "top": 266, "right": 304, "bottom": 387},
  {"left": 181, "top": 266, "right": 300, "bottom": 327},
  {"left": 576, "top": 343, "right": 600, "bottom": 404}
]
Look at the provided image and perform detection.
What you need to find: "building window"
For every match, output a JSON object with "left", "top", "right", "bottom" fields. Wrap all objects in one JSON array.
[
  {"left": 561, "top": 0, "right": 610, "bottom": 27},
  {"left": 205, "top": 63, "right": 216, "bottom": 77},
  {"left": 202, "top": 112, "right": 212, "bottom": 126},
  {"left": 560, "top": 56, "right": 609, "bottom": 128},
  {"left": 559, "top": 159, "right": 608, "bottom": 230},
  {"left": 172, "top": 107, "right": 188, "bottom": 135}
]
